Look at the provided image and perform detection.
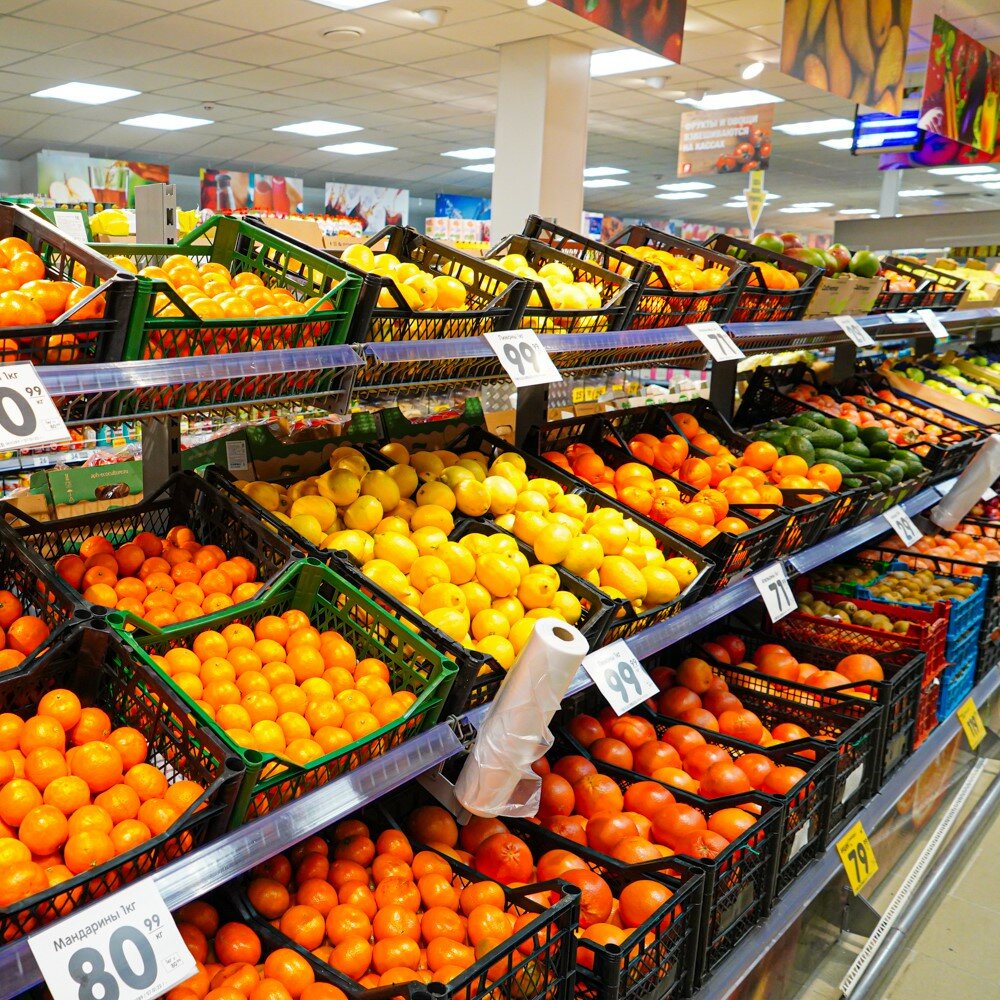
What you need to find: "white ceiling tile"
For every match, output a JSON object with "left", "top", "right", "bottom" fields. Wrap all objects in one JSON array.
[
  {"left": 285, "top": 51, "right": 390, "bottom": 78},
  {"left": 140, "top": 53, "right": 257, "bottom": 81},
  {"left": 190, "top": 0, "right": 326, "bottom": 31},
  {"left": 0, "top": 46, "right": 29, "bottom": 66},
  {"left": 115, "top": 15, "right": 252, "bottom": 49},
  {"left": 0, "top": 17, "right": 94, "bottom": 51},
  {"left": 18, "top": 117, "right": 112, "bottom": 143},
  {"left": 337, "top": 66, "right": 448, "bottom": 93},
  {"left": 437, "top": 13, "right": 569, "bottom": 46},
  {"left": 211, "top": 68, "right": 322, "bottom": 91},
  {"left": 412, "top": 50, "right": 500, "bottom": 77},
  {"left": 153, "top": 83, "right": 256, "bottom": 104},
  {"left": 17, "top": 0, "right": 158, "bottom": 29},
  {"left": 55, "top": 38, "right": 181, "bottom": 69},
  {"left": 360, "top": 33, "right": 476, "bottom": 64},
  {"left": 0, "top": 109, "right": 46, "bottom": 136},
  {"left": 274, "top": 15, "right": 409, "bottom": 47},
  {"left": 206, "top": 34, "right": 330, "bottom": 66},
  {"left": 223, "top": 92, "right": 305, "bottom": 113}
]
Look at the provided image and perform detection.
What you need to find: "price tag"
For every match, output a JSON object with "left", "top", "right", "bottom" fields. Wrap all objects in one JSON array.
[
  {"left": 484, "top": 330, "right": 563, "bottom": 388},
  {"left": 52, "top": 210, "right": 89, "bottom": 243},
  {"left": 225, "top": 439, "right": 249, "bottom": 472},
  {"left": 753, "top": 562, "right": 795, "bottom": 621},
  {"left": 956, "top": 696, "right": 986, "bottom": 749},
  {"left": 29, "top": 880, "right": 196, "bottom": 1000},
  {"left": 884, "top": 505, "right": 922, "bottom": 547},
  {"left": 916, "top": 308, "right": 949, "bottom": 341},
  {"left": 982, "top": 487, "right": 997, "bottom": 502},
  {"left": 0, "top": 364, "right": 71, "bottom": 451},
  {"left": 836, "top": 821, "right": 878, "bottom": 894},
  {"left": 582, "top": 639, "right": 659, "bottom": 714},
  {"left": 833, "top": 315, "right": 876, "bottom": 348},
  {"left": 886, "top": 312, "right": 917, "bottom": 324},
  {"left": 688, "top": 322, "right": 745, "bottom": 363}
]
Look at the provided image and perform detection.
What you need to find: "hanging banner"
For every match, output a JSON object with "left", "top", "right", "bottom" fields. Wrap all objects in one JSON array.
[
  {"left": 879, "top": 130, "right": 1000, "bottom": 170},
  {"left": 780, "top": 0, "right": 912, "bottom": 114},
  {"left": 37, "top": 150, "right": 168, "bottom": 208},
  {"left": 545, "top": 1, "right": 686, "bottom": 63},
  {"left": 677, "top": 105, "right": 773, "bottom": 177},
  {"left": 200, "top": 170, "right": 303, "bottom": 214},
  {"left": 435, "top": 194, "right": 491, "bottom": 220},
  {"left": 920, "top": 15, "right": 999, "bottom": 154},
  {"left": 325, "top": 183, "right": 408, "bottom": 234}
]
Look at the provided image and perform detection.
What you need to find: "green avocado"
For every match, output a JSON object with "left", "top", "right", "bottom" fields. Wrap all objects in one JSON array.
[
  {"left": 828, "top": 417, "right": 859, "bottom": 441},
  {"left": 786, "top": 433, "right": 816, "bottom": 465},
  {"left": 805, "top": 428, "right": 845, "bottom": 449},
  {"left": 858, "top": 426, "right": 889, "bottom": 445},
  {"left": 842, "top": 440, "right": 871, "bottom": 457}
]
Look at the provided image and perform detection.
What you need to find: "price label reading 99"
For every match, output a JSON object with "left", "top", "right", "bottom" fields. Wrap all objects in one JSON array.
[
  {"left": 485, "top": 330, "right": 563, "bottom": 388},
  {"left": 583, "top": 640, "right": 659, "bottom": 714}
]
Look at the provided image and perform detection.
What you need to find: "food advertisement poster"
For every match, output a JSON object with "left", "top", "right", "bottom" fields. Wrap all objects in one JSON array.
[
  {"left": 325, "top": 183, "right": 408, "bottom": 234},
  {"left": 38, "top": 150, "right": 168, "bottom": 207},
  {"left": 677, "top": 105, "right": 773, "bottom": 177},
  {"left": 200, "top": 169, "right": 303, "bottom": 214},
  {"left": 880, "top": 130, "right": 1000, "bottom": 170},
  {"left": 545, "top": 1, "right": 686, "bottom": 63},
  {"left": 780, "top": 0, "right": 912, "bottom": 114},
  {"left": 435, "top": 194, "right": 491, "bottom": 220},
  {"left": 919, "top": 15, "right": 999, "bottom": 154}
]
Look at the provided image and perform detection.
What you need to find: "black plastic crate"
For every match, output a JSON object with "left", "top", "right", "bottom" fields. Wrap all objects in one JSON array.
[
  {"left": 977, "top": 636, "right": 999, "bottom": 684},
  {"left": 486, "top": 235, "right": 643, "bottom": 334},
  {"left": 0, "top": 625, "right": 242, "bottom": 941},
  {"left": 703, "top": 233, "right": 822, "bottom": 323},
  {"left": 877, "top": 255, "right": 968, "bottom": 313},
  {"left": 0, "top": 203, "right": 136, "bottom": 364},
  {"left": 1, "top": 470, "right": 302, "bottom": 632}
]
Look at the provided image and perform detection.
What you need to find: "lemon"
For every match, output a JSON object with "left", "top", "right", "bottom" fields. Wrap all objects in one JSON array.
[
  {"left": 518, "top": 573, "right": 557, "bottom": 610},
  {"left": 530, "top": 478, "right": 564, "bottom": 505},
  {"left": 538, "top": 261, "right": 574, "bottom": 284},
  {"left": 547, "top": 512, "right": 582, "bottom": 536},
  {"left": 551, "top": 590, "right": 582, "bottom": 624},
  {"left": 620, "top": 543, "right": 648, "bottom": 570},
  {"left": 484, "top": 476, "right": 518, "bottom": 516},
  {"left": 456, "top": 459, "right": 486, "bottom": 481},
  {"left": 376, "top": 515, "right": 410, "bottom": 535},
  {"left": 440, "top": 466, "right": 474, "bottom": 489},
  {"left": 599, "top": 557, "right": 648, "bottom": 602},
  {"left": 472, "top": 609, "right": 510, "bottom": 640},
  {"left": 290, "top": 513, "right": 324, "bottom": 545},
  {"left": 387, "top": 463, "right": 419, "bottom": 499},
  {"left": 483, "top": 533, "right": 519, "bottom": 555},
  {"left": 488, "top": 463, "right": 529, "bottom": 493},
  {"left": 476, "top": 635, "right": 516, "bottom": 670},
  {"left": 514, "top": 490, "right": 549, "bottom": 513},
  {"left": 290, "top": 495, "right": 338, "bottom": 532},
  {"left": 495, "top": 513, "right": 515, "bottom": 532},
  {"left": 332, "top": 455, "right": 369, "bottom": 478},
  {"left": 409, "top": 504, "right": 454, "bottom": 533},
  {"left": 476, "top": 553, "right": 521, "bottom": 598},
  {"left": 527, "top": 607, "right": 561, "bottom": 620},
  {"left": 589, "top": 520, "right": 629, "bottom": 556},
  {"left": 409, "top": 555, "right": 451, "bottom": 592},
  {"left": 584, "top": 508, "right": 623, "bottom": 530},
  {"left": 324, "top": 529, "right": 373, "bottom": 563},
  {"left": 318, "top": 469, "right": 361, "bottom": 506},
  {"left": 498, "top": 253, "right": 528, "bottom": 272},
  {"left": 634, "top": 525, "right": 658, "bottom": 549},
  {"left": 412, "top": 526, "right": 449, "bottom": 556},
  {"left": 416, "top": 481, "right": 457, "bottom": 512},
  {"left": 492, "top": 596, "right": 525, "bottom": 626},
  {"left": 411, "top": 452, "right": 445, "bottom": 482},
  {"left": 642, "top": 564, "right": 681, "bottom": 605},
  {"left": 508, "top": 617, "right": 536, "bottom": 653},
  {"left": 553, "top": 494, "right": 588, "bottom": 520},
  {"left": 434, "top": 450, "right": 459, "bottom": 468},
  {"left": 509, "top": 551, "right": 530, "bottom": 576},
  {"left": 512, "top": 510, "right": 548, "bottom": 545},
  {"left": 344, "top": 243, "right": 377, "bottom": 271},
  {"left": 561, "top": 535, "right": 604, "bottom": 576},
  {"left": 460, "top": 582, "right": 493, "bottom": 617},
  {"left": 363, "top": 559, "right": 409, "bottom": 598},
  {"left": 420, "top": 582, "right": 466, "bottom": 614},
  {"left": 330, "top": 445, "right": 368, "bottom": 467},
  {"left": 496, "top": 452, "right": 526, "bottom": 472},
  {"left": 460, "top": 451, "right": 489, "bottom": 469},
  {"left": 287, "top": 480, "right": 319, "bottom": 501},
  {"left": 533, "top": 523, "right": 573, "bottom": 564},
  {"left": 453, "top": 480, "right": 491, "bottom": 517},
  {"left": 343, "top": 496, "right": 383, "bottom": 532},
  {"left": 425, "top": 607, "right": 470, "bottom": 643},
  {"left": 245, "top": 482, "right": 282, "bottom": 512},
  {"left": 530, "top": 565, "right": 560, "bottom": 586},
  {"left": 458, "top": 532, "right": 490, "bottom": 557},
  {"left": 361, "top": 470, "right": 401, "bottom": 511},
  {"left": 664, "top": 557, "right": 699, "bottom": 588},
  {"left": 373, "top": 532, "right": 419, "bottom": 573},
  {"left": 439, "top": 542, "right": 476, "bottom": 586},
  {"left": 397, "top": 585, "right": 421, "bottom": 610},
  {"left": 380, "top": 442, "right": 410, "bottom": 465},
  {"left": 394, "top": 499, "right": 418, "bottom": 523}
]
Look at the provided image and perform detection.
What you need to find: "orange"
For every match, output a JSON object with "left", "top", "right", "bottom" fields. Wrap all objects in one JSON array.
[
  {"left": 24, "top": 746, "right": 68, "bottom": 790},
  {"left": 18, "top": 805, "right": 69, "bottom": 856},
  {"left": 63, "top": 831, "right": 115, "bottom": 874},
  {"left": 110, "top": 819, "right": 152, "bottom": 854},
  {"left": 685, "top": 502, "right": 716, "bottom": 527},
  {"left": 71, "top": 741, "right": 124, "bottom": 793},
  {"left": 106, "top": 727, "right": 148, "bottom": 770},
  {"left": 740, "top": 441, "right": 779, "bottom": 471},
  {"left": 67, "top": 804, "right": 114, "bottom": 837},
  {"left": 94, "top": 784, "right": 141, "bottom": 823},
  {"left": 692, "top": 488, "right": 728, "bottom": 522},
  {"left": 43, "top": 775, "right": 91, "bottom": 816},
  {"left": 125, "top": 763, "right": 168, "bottom": 802},
  {"left": 37, "top": 690, "right": 82, "bottom": 732},
  {"left": 0, "top": 779, "right": 42, "bottom": 826},
  {"left": 137, "top": 798, "right": 179, "bottom": 835},
  {"left": 771, "top": 455, "right": 809, "bottom": 480},
  {"left": 20, "top": 715, "right": 66, "bottom": 755},
  {"left": 807, "top": 463, "right": 843, "bottom": 491}
]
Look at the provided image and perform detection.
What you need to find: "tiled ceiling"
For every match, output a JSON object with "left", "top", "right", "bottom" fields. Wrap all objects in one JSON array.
[{"left": 0, "top": 0, "right": 999, "bottom": 234}]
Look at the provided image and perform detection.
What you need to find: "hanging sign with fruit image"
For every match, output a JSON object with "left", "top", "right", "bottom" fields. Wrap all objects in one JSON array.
[
  {"left": 544, "top": 1, "right": 688, "bottom": 63},
  {"left": 677, "top": 105, "right": 774, "bottom": 178}
]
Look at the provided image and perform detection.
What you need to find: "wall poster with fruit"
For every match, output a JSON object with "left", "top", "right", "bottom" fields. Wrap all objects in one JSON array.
[
  {"left": 677, "top": 105, "right": 774, "bottom": 177},
  {"left": 545, "top": 1, "right": 687, "bottom": 63},
  {"left": 780, "top": 0, "right": 912, "bottom": 115},
  {"left": 37, "top": 149, "right": 168, "bottom": 208}
]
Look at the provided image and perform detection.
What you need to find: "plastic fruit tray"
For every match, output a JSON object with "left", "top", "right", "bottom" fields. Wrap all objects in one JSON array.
[
  {"left": 874, "top": 255, "right": 967, "bottom": 313},
  {"left": 0, "top": 625, "right": 242, "bottom": 941},
  {"left": 122, "top": 558, "right": 456, "bottom": 823},
  {"left": 0, "top": 203, "right": 136, "bottom": 365}
]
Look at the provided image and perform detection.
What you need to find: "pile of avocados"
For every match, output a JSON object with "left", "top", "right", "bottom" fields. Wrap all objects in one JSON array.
[{"left": 747, "top": 411, "right": 925, "bottom": 490}]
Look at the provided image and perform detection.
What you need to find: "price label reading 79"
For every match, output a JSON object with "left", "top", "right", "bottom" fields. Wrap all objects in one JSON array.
[
  {"left": 484, "top": 330, "right": 563, "bottom": 388},
  {"left": 836, "top": 821, "right": 878, "bottom": 894}
]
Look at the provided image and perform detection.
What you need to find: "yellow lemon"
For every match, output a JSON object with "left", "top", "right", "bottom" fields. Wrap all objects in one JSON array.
[
  {"left": 589, "top": 520, "right": 629, "bottom": 556},
  {"left": 527, "top": 607, "right": 561, "bottom": 620},
  {"left": 458, "top": 532, "right": 490, "bottom": 557},
  {"left": 416, "top": 481, "right": 457, "bottom": 512},
  {"left": 460, "top": 582, "right": 492, "bottom": 617},
  {"left": 642, "top": 564, "right": 681, "bottom": 605},
  {"left": 440, "top": 466, "right": 474, "bottom": 489},
  {"left": 553, "top": 494, "right": 588, "bottom": 519},
  {"left": 508, "top": 617, "right": 536, "bottom": 653},
  {"left": 324, "top": 529, "right": 373, "bottom": 563},
  {"left": 412, "top": 526, "right": 449, "bottom": 556},
  {"left": 476, "top": 553, "right": 521, "bottom": 598},
  {"left": 620, "top": 543, "right": 648, "bottom": 570},
  {"left": 361, "top": 470, "right": 401, "bottom": 511},
  {"left": 245, "top": 482, "right": 282, "bottom": 512},
  {"left": 472, "top": 609, "right": 511, "bottom": 641},
  {"left": 394, "top": 498, "right": 418, "bottom": 523},
  {"left": 434, "top": 450, "right": 459, "bottom": 468},
  {"left": 533, "top": 523, "right": 574, "bottom": 565},
  {"left": 456, "top": 459, "right": 485, "bottom": 481},
  {"left": 425, "top": 607, "right": 470, "bottom": 643},
  {"left": 380, "top": 441, "right": 410, "bottom": 465},
  {"left": 411, "top": 452, "right": 445, "bottom": 482},
  {"left": 376, "top": 515, "right": 410, "bottom": 535},
  {"left": 492, "top": 596, "right": 525, "bottom": 626},
  {"left": 460, "top": 451, "right": 489, "bottom": 469},
  {"left": 483, "top": 533, "right": 519, "bottom": 555},
  {"left": 547, "top": 512, "right": 582, "bottom": 535},
  {"left": 410, "top": 504, "right": 455, "bottom": 533},
  {"left": 496, "top": 452, "right": 526, "bottom": 472},
  {"left": 439, "top": 541, "right": 476, "bottom": 585},
  {"left": 387, "top": 463, "right": 419, "bottom": 499},
  {"left": 664, "top": 557, "right": 699, "bottom": 588},
  {"left": 290, "top": 513, "right": 324, "bottom": 545},
  {"left": 518, "top": 573, "right": 557, "bottom": 610},
  {"left": 551, "top": 590, "right": 582, "bottom": 624},
  {"left": 318, "top": 469, "right": 361, "bottom": 506},
  {"left": 514, "top": 490, "right": 550, "bottom": 513},
  {"left": 362, "top": 559, "right": 409, "bottom": 598},
  {"left": 343, "top": 243, "right": 377, "bottom": 271},
  {"left": 287, "top": 479, "right": 319, "bottom": 502},
  {"left": 290, "top": 495, "right": 338, "bottom": 532},
  {"left": 488, "top": 463, "right": 529, "bottom": 493},
  {"left": 513, "top": 510, "right": 548, "bottom": 545},
  {"left": 530, "top": 478, "right": 564, "bottom": 505},
  {"left": 453, "top": 479, "right": 491, "bottom": 517},
  {"left": 484, "top": 476, "right": 518, "bottom": 516},
  {"left": 476, "top": 635, "right": 516, "bottom": 670},
  {"left": 599, "top": 557, "right": 648, "bottom": 602},
  {"left": 373, "top": 532, "right": 419, "bottom": 573},
  {"left": 409, "top": 555, "right": 451, "bottom": 592},
  {"left": 419, "top": 582, "right": 466, "bottom": 615},
  {"left": 343, "top": 496, "right": 383, "bottom": 532},
  {"left": 561, "top": 535, "right": 604, "bottom": 576},
  {"left": 495, "top": 513, "right": 515, "bottom": 532}
]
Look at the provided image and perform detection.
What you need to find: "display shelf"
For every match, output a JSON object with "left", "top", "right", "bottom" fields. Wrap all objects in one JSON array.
[
  {"left": 0, "top": 721, "right": 466, "bottom": 1000},
  {"left": 0, "top": 448, "right": 98, "bottom": 474}
]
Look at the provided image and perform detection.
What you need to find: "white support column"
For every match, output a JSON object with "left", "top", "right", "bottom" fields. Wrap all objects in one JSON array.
[
  {"left": 879, "top": 170, "right": 902, "bottom": 218},
  {"left": 491, "top": 35, "right": 591, "bottom": 242}
]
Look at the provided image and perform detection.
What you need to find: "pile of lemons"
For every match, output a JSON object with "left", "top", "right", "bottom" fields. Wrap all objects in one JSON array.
[{"left": 342, "top": 243, "right": 473, "bottom": 312}]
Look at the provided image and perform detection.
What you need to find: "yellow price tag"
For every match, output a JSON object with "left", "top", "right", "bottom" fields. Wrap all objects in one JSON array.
[
  {"left": 836, "top": 821, "right": 878, "bottom": 894},
  {"left": 571, "top": 386, "right": 585, "bottom": 404},
  {"left": 957, "top": 697, "right": 986, "bottom": 749}
]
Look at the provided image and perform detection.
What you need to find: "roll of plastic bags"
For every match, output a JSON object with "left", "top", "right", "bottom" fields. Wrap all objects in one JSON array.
[{"left": 930, "top": 433, "right": 1000, "bottom": 529}]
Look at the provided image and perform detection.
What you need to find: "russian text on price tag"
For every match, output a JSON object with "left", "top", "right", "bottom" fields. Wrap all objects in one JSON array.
[
  {"left": 956, "top": 696, "right": 986, "bottom": 750},
  {"left": 225, "top": 439, "right": 249, "bottom": 472},
  {"left": 754, "top": 562, "right": 795, "bottom": 621},
  {"left": 484, "top": 330, "right": 563, "bottom": 388},
  {"left": 52, "top": 210, "right": 89, "bottom": 243},
  {"left": 687, "top": 322, "right": 745, "bottom": 363},
  {"left": 833, "top": 315, "right": 876, "bottom": 348},
  {"left": 916, "top": 308, "right": 949, "bottom": 341},
  {"left": 29, "top": 879, "right": 196, "bottom": 1000},
  {"left": 836, "top": 821, "right": 878, "bottom": 894},
  {"left": 582, "top": 639, "right": 659, "bottom": 714},
  {"left": 0, "top": 363, "right": 71, "bottom": 451},
  {"left": 884, "top": 505, "right": 922, "bottom": 547}
]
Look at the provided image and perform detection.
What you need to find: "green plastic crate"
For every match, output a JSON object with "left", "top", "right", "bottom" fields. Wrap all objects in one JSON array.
[
  {"left": 103, "top": 215, "right": 362, "bottom": 360},
  {"left": 119, "top": 558, "right": 457, "bottom": 824}
]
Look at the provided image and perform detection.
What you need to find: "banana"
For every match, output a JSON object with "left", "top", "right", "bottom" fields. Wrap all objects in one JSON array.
[
  {"left": 806, "top": 0, "right": 831, "bottom": 46},
  {"left": 803, "top": 54, "right": 829, "bottom": 91},
  {"left": 782, "top": 0, "right": 809, "bottom": 72},
  {"left": 875, "top": 25, "right": 904, "bottom": 96},
  {"left": 869, "top": 0, "right": 892, "bottom": 48},
  {"left": 825, "top": 3, "right": 853, "bottom": 97},
  {"left": 840, "top": 0, "right": 875, "bottom": 76}
]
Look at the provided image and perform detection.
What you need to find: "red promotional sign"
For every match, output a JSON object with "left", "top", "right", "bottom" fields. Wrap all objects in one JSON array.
[
  {"left": 545, "top": 1, "right": 687, "bottom": 63},
  {"left": 677, "top": 106, "right": 774, "bottom": 177}
]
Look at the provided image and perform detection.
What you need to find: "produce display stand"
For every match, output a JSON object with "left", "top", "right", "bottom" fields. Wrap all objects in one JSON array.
[{"left": 0, "top": 277, "right": 998, "bottom": 1000}]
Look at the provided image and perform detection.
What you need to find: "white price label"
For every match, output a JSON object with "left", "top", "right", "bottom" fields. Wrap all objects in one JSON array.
[
  {"left": 991, "top": 307, "right": 1000, "bottom": 318},
  {"left": 884, "top": 505, "right": 922, "bottom": 546},
  {"left": 886, "top": 312, "right": 916, "bottom": 324},
  {"left": 29, "top": 880, "right": 195, "bottom": 1000},
  {"left": 688, "top": 321, "right": 745, "bottom": 362},
  {"left": 916, "top": 308, "right": 949, "bottom": 341},
  {"left": 52, "top": 211, "right": 89, "bottom": 243},
  {"left": 484, "top": 330, "right": 563, "bottom": 388},
  {"left": 225, "top": 439, "right": 249, "bottom": 472},
  {"left": 0, "top": 363, "right": 71, "bottom": 451},
  {"left": 582, "top": 639, "right": 659, "bottom": 714},
  {"left": 754, "top": 562, "right": 795, "bottom": 621},
  {"left": 833, "top": 315, "right": 876, "bottom": 348}
]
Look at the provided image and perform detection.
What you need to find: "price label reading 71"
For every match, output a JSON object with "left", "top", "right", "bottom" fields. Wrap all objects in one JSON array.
[
  {"left": 753, "top": 562, "right": 795, "bottom": 621},
  {"left": 484, "top": 330, "right": 563, "bottom": 388}
]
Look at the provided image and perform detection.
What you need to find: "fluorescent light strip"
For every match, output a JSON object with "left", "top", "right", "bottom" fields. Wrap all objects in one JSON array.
[
  {"left": 442, "top": 147, "right": 495, "bottom": 160},
  {"left": 779, "top": 206, "right": 819, "bottom": 213},
  {"left": 591, "top": 48, "right": 672, "bottom": 77},
  {"left": 928, "top": 164, "right": 996, "bottom": 175},
  {"left": 275, "top": 120, "right": 361, "bottom": 136},
  {"left": 677, "top": 89, "right": 782, "bottom": 110},
  {"left": 840, "top": 208, "right": 877, "bottom": 214},
  {"left": 898, "top": 189, "right": 943, "bottom": 198},
  {"left": 774, "top": 117, "right": 853, "bottom": 135},
  {"left": 820, "top": 137, "right": 854, "bottom": 150},
  {"left": 463, "top": 163, "right": 495, "bottom": 173},
  {"left": 656, "top": 191, "right": 707, "bottom": 200},
  {"left": 32, "top": 82, "right": 140, "bottom": 105},
  {"left": 320, "top": 141, "right": 396, "bottom": 154},
  {"left": 584, "top": 167, "right": 629, "bottom": 177},
  {"left": 120, "top": 113, "right": 211, "bottom": 130},
  {"left": 584, "top": 178, "right": 629, "bottom": 188},
  {"left": 658, "top": 181, "right": 715, "bottom": 191},
  {"left": 305, "top": 0, "right": 392, "bottom": 9}
]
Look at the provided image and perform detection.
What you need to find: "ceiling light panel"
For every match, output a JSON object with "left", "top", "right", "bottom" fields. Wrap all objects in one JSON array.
[
  {"left": 898, "top": 189, "right": 943, "bottom": 198},
  {"left": 677, "top": 90, "right": 783, "bottom": 110},
  {"left": 584, "top": 178, "right": 629, "bottom": 188},
  {"left": 584, "top": 167, "right": 629, "bottom": 177},
  {"left": 928, "top": 164, "right": 996, "bottom": 175},
  {"left": 32, "top": 82, "right": 140, "bottom": 105},
  {"left": 442, "top": 147, "right": 495, "bottom": 160},
  {"left": 320, "top": 141, "right": 396, "bottom": 154},
  {"left": 774, "top": 118, "right": 853, "bottom": 135},
  {"left": 658, "top": 181, "right": 715, "bottom": 191},
  {"left": 463, "top": 163, "right": 495, "bottom": 173},
  {"left": 274, "top": 120, "right": 362, "bottom": 136},
  {"left": 656, "top": 191, "right": 708, "bottom": 200},
  {"left": 120, "top": 113, "right": 211, "bottom": 130},
  {"left": 591, "top": 49, "right": 672, "bottom": 77}
]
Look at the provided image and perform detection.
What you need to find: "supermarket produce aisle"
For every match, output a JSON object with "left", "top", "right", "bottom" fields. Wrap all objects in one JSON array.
[{"left": 796, "top": 756, "right": 1000, "bottom": 1000}]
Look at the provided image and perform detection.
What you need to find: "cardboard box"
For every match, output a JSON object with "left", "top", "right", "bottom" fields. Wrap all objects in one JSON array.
[
  {"left": 25, "top": 462, "right": 145, "bottom": 521},
  {"left": 955, "top": 282, "right": 1000, "bottom": 311},
  {"left": 804, "top": 273, "right": 884, "bottom": 318},
  {"left": 258, "top": 217, "right": 327, "bottom": 249}
]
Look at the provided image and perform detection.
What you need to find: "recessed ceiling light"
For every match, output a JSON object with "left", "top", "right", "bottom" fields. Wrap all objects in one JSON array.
[
  {"left": 526, "top": 0, "right": 546, "bottom": 6},
  {"left": 120, "top": 113, "right": 211, "bottom": 130},
  {"left": 320, "top": 141, "right": 396, "bottom": 154},
  {"left": 898, "top": 189, "right": 943, "bottom": 198},
  {"left": 584, "top": 178, "right": 630, "bottom": 188},
  {"left": 584, "top": 167, "right": 629, "bottom": 177},
  {"left": 839, "top": 208, "right": 877, "bottom": 214},
  {"left": 274, "top": 120, "right": 361, "bottom": 136},
  {"left": 32, "top": 82, "right": 140, "bottom": 105},
  {"left": 741, "top": 61, "right": 765, "bottom": 80},
  {"left": 819, "top": 137, "right": 854, "bottom": 150},
  {"left": 463, "top": 163, "right": 495, "bottom": 173},
  {"left": 928, "top": 164, "right": 996, "bottom": 175},
  {"left": 955, "top": 174, "right": 998, "bottom": 183},
  {"left": 774, "top": 117, "right": 854, "bottom": 135},
  {"left": 727, "top": 193, "right": 781, "bottom": 205},
  {"left": 658, "top": 181, "right": 715, "bottom": 191},
  {"left": 306, "top": 0, "right": 391, "bottom": 9},
  {"left": 779, "top": 206, "right": 820, "bottom": 213},
  {"left": 677, "top": 89, "right": 782, "bottom": 110},
  {"left": 979, "top": 181, "right": 1000, "bottom": 190},
  {"left": 443, "top": 147, "right": 495, "bottom": 160},
  {"left": 790, "top": 201, "right": 833, "bottom": 209},
  {"left": 591, "top": 48, "right": 672, "bottom": 77},
  {"left": 655, "top": 191, "right": 708, "bottom": 200}
]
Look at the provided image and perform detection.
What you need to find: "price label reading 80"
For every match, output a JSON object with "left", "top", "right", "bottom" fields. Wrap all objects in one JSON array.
[
  {"left": 583, "top": 640, "right": 659, "bottom": 714},
  {"left": 484, "top": 330, "right": 563, "bottom": 388},
  {"left": 68, "top": 924, "right": 158, "bottom": 1000}
]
